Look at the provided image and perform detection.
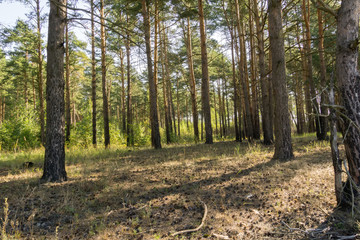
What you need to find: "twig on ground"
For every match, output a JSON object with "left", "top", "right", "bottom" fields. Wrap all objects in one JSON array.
[
  {"left": 171, "top": 199, "right": 208, "bottom": 237},
  {"left": 338, "top": 234, "right": 360, "bottom": 240},
  {"left": 281, "top": 221, "right": 306, "bottom": 233}
]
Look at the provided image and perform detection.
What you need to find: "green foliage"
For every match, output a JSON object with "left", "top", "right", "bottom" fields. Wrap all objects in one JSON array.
[{"left": 0, "top": 110, "right": 40, "bottom": 151}]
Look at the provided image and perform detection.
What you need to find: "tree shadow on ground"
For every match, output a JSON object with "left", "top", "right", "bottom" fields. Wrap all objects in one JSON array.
[{"left": 0, "top": 139, "right": 344, "bottom": 239}]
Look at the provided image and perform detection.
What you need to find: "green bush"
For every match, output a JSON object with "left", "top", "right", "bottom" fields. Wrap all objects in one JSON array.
[{"left": 0, "top": 113, "right": 40, "bottom": 151}]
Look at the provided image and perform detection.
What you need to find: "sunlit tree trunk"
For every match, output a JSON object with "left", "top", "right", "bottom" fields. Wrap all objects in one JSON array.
[
  {"left": 336, "top": 0, "right": 360, "bottom": 190},
  {"left": 183, "top": 17, "right": 199, "bottom": 142},
  {"left": 35, "top": 0, "right": 45, "bottom": 145},
  {"left": 249, "top": 0, "right": 260, "bottom": 140},
  {"left": 126, "top": 14, "right": 134, "bottom": 147},
  {"left": 235, "top": 0, "right": 253, "bottom": 142},
  {"left": 91, "top": 0, "right": 97, "bottom": 147},
  {"left": 198, "top": 0, "right": 213, "bottom": 144},
  {"left": 142, "top": 0, "right": 161, "bottom": 149},
  {"left": 120, "top": 47, "right": 126, "bottom": 133},
  {"left": 42, "top": 0, "right": 67, "bottom": 182},
  {"left": 268, "top": 0, "right": 293, "bottom": 160},
  {"left": 100, "top": 0, "right": 110, "bottom": 148}
]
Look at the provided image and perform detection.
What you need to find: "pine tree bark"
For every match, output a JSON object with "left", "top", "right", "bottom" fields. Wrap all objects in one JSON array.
[
  {"left": 120, "top": 47, "right": 126, "bottom": 133},
  {"left": 198, "top": 0, "right": 213, "bottom": 144},
  {"left": 336, "top": 0, "right": 360, "bottom": 186},
  {"left": 268, "top": 0, "right": 293, "bottom": 160},
  {"left": 91, "top": 0, "right": 97, "bottom": 147},
  {"left": 302, "top": 0, "right": 320, "bottom": 138},
  {"left": 235, "top": 0, "right": 253, "bottom": 142},
  {"left": 254, "top": 0, "right": 272, "bottom": 144},
  {"left": 41, "top": 0, "right": 67, "bottom": 182},
  {"left": 249, "top": 0, "right": 260, "bottom": 140},
  {"left": 100, "top": 0, "right": 110, "bottom": 148},
  {"left": 65, "top": 17, "right": 71, "bottom": 143},
  {"left": 126, "top": 14, "right": 134, "bottom": 146},
  {"left": 317, "top": 9, "right": 328, "bottom": 140},
  {"left": 36, "top": 0, "right": 45, "bottom": 146},
  {"left": 142, "top": 0, "right": 162, "bottom": 149},
  {"left": 184, "top": 17, "right": 199, "bottom": 142},
  {"left": 221, "top": 0, "right": 240, "bottom": 142}
]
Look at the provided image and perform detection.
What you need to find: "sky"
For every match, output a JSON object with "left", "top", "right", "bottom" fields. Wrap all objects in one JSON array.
[{"left": 0, "top": 1, "right": 39, "bottom": 27}]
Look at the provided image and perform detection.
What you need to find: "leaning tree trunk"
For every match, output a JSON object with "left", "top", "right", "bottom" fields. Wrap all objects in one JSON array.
[
  {"left": 142, "top": 0, "right": 162, "bottom": 149},
  {"left": 268, "top": 0, "right": 293, "bottom": 160},
  {"left": 41, "top": 0, "right": 67, "bottom": 182},
  {"left": 198, "top": 0, "right": 213, "bottom": 144},
  {"left": 336, "top": 0, "right": 360, "bottom": 190}
]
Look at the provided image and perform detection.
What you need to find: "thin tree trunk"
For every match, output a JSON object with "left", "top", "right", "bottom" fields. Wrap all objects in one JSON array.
[
  {"left": 120, "top": 47, "right": 126, "bottom": 133},
  {"left": 126, "top": 15, "right": 133, "bottom": 146},
  {"left": 91, "top": 0, "right": 97, "bottom": 147},
  {"left": 317, "top": 9, "right": 328, "bottom": 140},
  {"left": 221, "top": 0, "right": 240, "bottom": 141},
  {"left": 42, "top": 0, "right": 67, "bottom": 182},
  {"left": 160, "top": 27, "right": 171, "bottom": 144},
  {"left": 214, "top": 86, "right": 218, "bottom": 136},
  {"left": 302, "top": 0, "right": 320, "bottom": 138},
  {"left": 142, "top": 0, "right": 161, "bottom": 149},
  {"left": 100, "top": 0, "right": 110, "bottom": 148},
  {"left": 249, "top": 0, "right": 260, "bottom": 140},
  {"left": 235, "top": 0, "right": 253, "bottom": 142},
  {"left": 268, "top": 0, "right": 293, "bottom": 160},
  {"left": 36, "top": 0, "right": 45, "bottom": 146},
  {"left": 198, "top": 0, "right": 213, "bottom": 144},
  {"left": 65, "top": 18, "right": 71, "bottom": 143},
  {"left": 184, "top": 17, "right": 199, "bottom": 142}
]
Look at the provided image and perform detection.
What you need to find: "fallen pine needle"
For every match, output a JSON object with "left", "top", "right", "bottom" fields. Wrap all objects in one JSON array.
[{"left": 171, "top": 199, "right": 208, "bottom": 236}]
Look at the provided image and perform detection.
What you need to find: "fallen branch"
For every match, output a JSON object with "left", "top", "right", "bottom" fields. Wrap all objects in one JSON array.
[
  {"left": 171, "top": 200, "right": 208, "bottom": 237},
  {"left": 212, "top": 233, "right": 230, "bottom": 239},
  {"left": 281, "top": 221, "right": 306, "bottom": 233},
  {"left": 338, "top": 235, "right": 360, "bottom": 240}
]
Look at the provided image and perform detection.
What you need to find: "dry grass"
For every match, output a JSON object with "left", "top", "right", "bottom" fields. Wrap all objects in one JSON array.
[{"left": 0, "top": 135, "right": 359, "bottom": 239}]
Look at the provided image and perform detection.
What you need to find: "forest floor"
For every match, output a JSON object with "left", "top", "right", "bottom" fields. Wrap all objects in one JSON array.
[{"left": 0, "top": 135, "right": 359, "bottom": 239}]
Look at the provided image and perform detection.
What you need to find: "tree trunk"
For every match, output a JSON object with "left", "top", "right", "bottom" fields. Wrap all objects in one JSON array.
[
  {"left": 317, "top": 9, "right": 328, "bottom": 140},
  {"left": 36, "top": 0, "right": 45, "bottom": 146},
  {"left": 65, "top": 17, "right": 71, "bottom": 143},
  {"left": 198, "top": 0, "right": 213, "bottom": 144},
  {"left": 184, "top": 17, "right": 199, "bottom": 142},
  {"left": 41, "top": 0, "right": 67, "bottom": 182},
  {"left": 301, "top": 0, "right": 320, "bottom": 137},
  {"left": 235, "top": 0, "right": 253, "bottom": 142},
  {"left": 126, "top": 15, "right": 134, "bottom": 147},
  {"left": 100, "top": 0, "right": 110, "bottom": 148},
  {"left": 254, "top": 0, "right": 274, "bottom": 145},
  {"left": 91, "top": 0, "right": 97, "bottom": 147},
  {"left": 120, "top": 47, "right": 126, "bottom": 133},
  {"left": 221, "top": 0, "right": 240, "bottom": 142},
  {"left": 142, "top": 0, "right": 161, "bottom": 149},
  {"left": 249, "top": 0, "right": 260, "bottom": 140},
  {"left": 268, "top": 0, "right": 293, "bottom": 160},
  {"left": 336, "top": 0, "right": 360, "bottom": 187}
]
